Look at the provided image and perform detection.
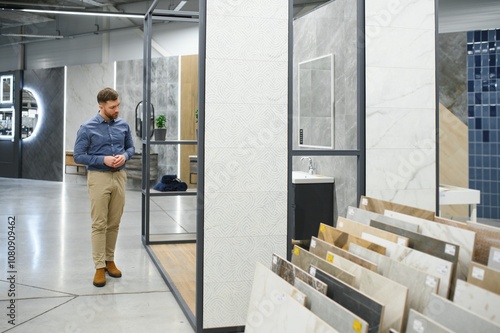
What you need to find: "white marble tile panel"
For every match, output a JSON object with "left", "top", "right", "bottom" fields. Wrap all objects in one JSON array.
[
  {"left": 364, "top": 188, "right": 436, "bottom": 213},
  {"left": 385, "top": 210, "right": 475, "bottom": 280},
  {"left": 349, "top": 244, "right": 438, "bottom": 315},
  {"left": 453, "top": 279, "right": 500, "bottom": 325},
  {"left": 204, "top": 147, "right": 287, "bottom": 193},
  {"left": 423, "top": 293, "right": 500, "bottom": 332},
  {"left": 365, "top": 0, "right": 435, "bottom": 30},
  {"left": 366, "top": 27, "right": 435, "bottom": 69},
  {"left": 366, "top": 67, "right": 436, "bottom": 109},
  {"left": 205, "top": 58, "right": 288, "bottom": 105},
  {"left": 206, "top": 15, "right": 287, "bottom": 62},
  {"left": 294, "top": 278, "right": 369, "bottom": 333},
  {"left": 488, "top": 246, "right": 500, "bottom": 271},
  {"left": 204, "top": 103, "right": 287, "bottom": 149},
  {"left": 388, "top": 244, "right": 453, "bottom": 298},
  {"left": 366, "top": 107, "right": 435, "bottom": 150},
  {"left": 366, "top": 148, "right": 435, "bottom": 190},
  {"left": 207, "top": 0, "right": 288, "bottom": 20},
  {"left": 204, "top": 191, "right": 287, "bottom": 238},
  {"left": 406, "top": 309, "right": 454, "bottom": 333}
]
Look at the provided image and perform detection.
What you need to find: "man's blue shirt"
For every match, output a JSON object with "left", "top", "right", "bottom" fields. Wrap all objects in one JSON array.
[{"left": 74, "top": 112, "right": 135, "bottom": 171}]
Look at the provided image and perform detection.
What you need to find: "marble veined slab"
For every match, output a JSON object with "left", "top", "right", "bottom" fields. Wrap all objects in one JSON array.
[
  {"left": 467, "top": 261, "right": 500, "bottom": 295},
  {"left": 271, "top": 253, "right": 328, "bottom": 295},
  {"left": 323, "top": 251, "right": 408, "bottom": 333},
  {"left": 405, "top": 309, "right": 453, "bottom": 333},
  {"left": 488, "top": 246, "right": 500, "bottom": 271},
  {"left": 291, "top": 246, "right": 356, "bottom": 286},
  {"left": 385, "top": 209, "right": 475, "bottom": 281},
  {"left": 310, "top": 236, "right": 378, "bottom": 272},
  {"left": 337, "top": 216, "right": 410, "bottom": 246},
  {"left": 309, "top": 265, "right": 383, "bottom": 333},
  {"left": 348, "top": 243, "right": 438, "bottom": 320},
  {"left": 347, "top": 206, "right": 421, "bottom": 233},
  {"left": 435, "top": 216, "right": 500, "bottom": 266},
  {"left": 246, "top": 293, "right": 340, "bottom": 333},
  {"left": 358, "top": 195, "right": 435, "bottom": 221},
  {"left": 317, "top": 223, "right": 387, "bottom": 255},
  {"left": 371, "top": 221, "right": 458, "bottom": 298},
  {"left": 453, "top": 279, "right": 500, "bottom": 325},
  {"left": 423, "top": 293, "right": 500, "bottom": 333},
  {"left": 294, "top": 278, "right": 369, "bottom": 333}
]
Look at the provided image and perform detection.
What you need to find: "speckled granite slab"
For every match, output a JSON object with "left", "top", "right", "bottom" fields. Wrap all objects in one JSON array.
[
  {"left": 294, "top": 278, "right": 369, "bottom": 333},
  {"left": 317, "top": 223, "right": 386, "bottom": 255},
  {"left": 271, "top": 253, "right": 327, "bottom": 295}
]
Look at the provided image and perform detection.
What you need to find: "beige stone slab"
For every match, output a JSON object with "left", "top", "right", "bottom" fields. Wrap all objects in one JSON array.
[
  {"left": 467, "top": 261, "right": 500, "bottom": 295},
  {"left": 454, "top": 279, "right": 500, "bottom": 325},
  {"left": 294, "top": 278, "right": 369, "bottom": 333},
  {"left": 347, "top": 205, "right": 421, "bottom": 233},
  {"left": 310, "top": 236, "right": 378, "bottom": 272},
  {"left": 406, "top": 309, "right": 454, "bottom": 333},
  {"left": 271, "top": 253, "right": 328, "bottom": 295},
  {"left": 317, "top": 223, "right": 387, "bottom": 255},
  {"left": 337, "top": 216, "right": 410, "bottom": 247},
  {"left": 319, "top": 250, "right": 408, "bottom": 333},
  {"left": 246, "top": 293, "right": 340, "bottom": 333},
  {"left": 385, "top": 210, "right": 475, "bottom": 282},
  {"left": 423, "top": 293, "right": 500, "bottom": 332},
  {"left": 348, "top": 243, "right": 438, "bottom": 321},
  {"left": 291, "top": 246, "right": 356, "bottom": 286},
  {"left": 359, "top": 195, "right": 435, "bottom": 221}
]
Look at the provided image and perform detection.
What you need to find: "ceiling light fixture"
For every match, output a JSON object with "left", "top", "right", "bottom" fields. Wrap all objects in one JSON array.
[{"left": 20, "top": 8, "right": 143, "bottom": 18}]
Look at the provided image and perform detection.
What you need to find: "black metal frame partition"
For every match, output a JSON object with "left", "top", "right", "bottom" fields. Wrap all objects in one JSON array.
[{"left": 141, "top": 0, "right": 200, "bottom": 329}]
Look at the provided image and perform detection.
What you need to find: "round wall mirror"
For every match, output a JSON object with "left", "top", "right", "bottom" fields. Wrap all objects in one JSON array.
[{"left": 21, "top": 89, "right": 38, "bottom": 139}]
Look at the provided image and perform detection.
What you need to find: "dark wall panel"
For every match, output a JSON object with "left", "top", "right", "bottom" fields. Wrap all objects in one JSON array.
[{"left": 22, "top": 68, "right": 64, "bottom": 181}]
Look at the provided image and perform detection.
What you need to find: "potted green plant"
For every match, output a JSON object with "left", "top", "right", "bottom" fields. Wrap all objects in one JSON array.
[{"left": 154, "top": 114, "right": 167, "bottom": 140}]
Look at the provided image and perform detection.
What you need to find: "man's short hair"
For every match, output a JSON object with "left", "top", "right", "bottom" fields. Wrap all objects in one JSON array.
[{"left": 97, "top": 87, "right": 119, "bottom": 104}]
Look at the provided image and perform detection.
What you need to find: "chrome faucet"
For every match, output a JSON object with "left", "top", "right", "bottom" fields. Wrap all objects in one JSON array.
[{"left": 301, "top": 156, "right": 314, "bottom": 174}]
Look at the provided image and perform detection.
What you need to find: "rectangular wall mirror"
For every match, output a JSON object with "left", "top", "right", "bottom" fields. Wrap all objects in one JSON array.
[
  {"left": 298, "top": 54, "right": 334, "bottom": 149},
  {"left": 1, "top": 75, "right": 13, "bottom": 104}
]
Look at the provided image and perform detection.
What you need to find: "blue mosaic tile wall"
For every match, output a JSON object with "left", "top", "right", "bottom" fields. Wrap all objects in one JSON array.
[{"left": 467, "top": 30, "right": 500, "bottom": 219}]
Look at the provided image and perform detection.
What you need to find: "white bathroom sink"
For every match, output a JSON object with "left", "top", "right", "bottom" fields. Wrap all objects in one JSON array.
[{"left": 292, "top": 171, "right": 334, "bottom": 184}]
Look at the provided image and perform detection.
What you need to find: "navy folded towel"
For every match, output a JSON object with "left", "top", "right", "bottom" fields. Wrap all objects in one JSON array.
[{"left": 154, "top": 175, "right": 188, "bottom": 192}]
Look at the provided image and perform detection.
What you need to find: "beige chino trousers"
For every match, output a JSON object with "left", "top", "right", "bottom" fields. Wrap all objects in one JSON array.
[{"left": 87, "top": 170, "right": 127, "bottom": 269}]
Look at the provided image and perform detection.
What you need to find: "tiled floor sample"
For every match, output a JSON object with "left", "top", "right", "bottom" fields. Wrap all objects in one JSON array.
[
  {"left": 348, "top": 243, "right": 439, "bottom": 318},
  {"left": 245, "top": 261, "right": 308, "bottom": 333},
  {"left": 336, "top": 216, "right": 410, "bottom": 246},
  {"left": 467, "top": 261, "right": 500, "bottom": 294},
  {"left": 291, "top": 246, "right": 356, "bottom": 286},
  {"left": 294, "top": 278, "right": 368, "bottom": 333},
  {"left": 310, "top": 265, "right": 383, "bottom": 333},
  {"left": 453, "top": 279, "right": 500, "bottom": 325},
  {"left": 405, "top": 309, "right": 453, "bottom": 333},
  {"left": 371, "top": 221, "right": 458, "bottom": 297},
  {"left": 385, "top": 209, "right": 475, "bottom": 281},
  {"left": 271, "top": 253, "right": 327, "bottom": 295},
  {"left": 358, "top": 195, "right": 435, "bottom": 220},
  {"left": 317, "top": 223, "right": 386, "bottom": 255},
  {"left": 423, "top": 293, "right": 500, "bottom": 332},
  {"left": 346, "top": 206, "right": 421, "bottom": 233},
  {"left": 309, "top": 236, "right": 378, "bottom": 272}
]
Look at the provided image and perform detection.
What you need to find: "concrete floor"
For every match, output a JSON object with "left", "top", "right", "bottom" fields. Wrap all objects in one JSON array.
[{"left": 0, "top": 177, "right": 195, "bottom": 333}]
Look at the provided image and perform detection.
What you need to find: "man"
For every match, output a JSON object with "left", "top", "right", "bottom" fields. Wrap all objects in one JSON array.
[{"left": 74, "top": 87, "right": 135, "bottom": 287}]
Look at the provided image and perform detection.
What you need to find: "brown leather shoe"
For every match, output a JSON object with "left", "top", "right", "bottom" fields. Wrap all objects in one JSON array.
[
  {"left": 93, "top": 268, "right": 106, "bottom": 287},
  {"left": 105, "top": 261, "right": 122, "bottom": 278}
]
